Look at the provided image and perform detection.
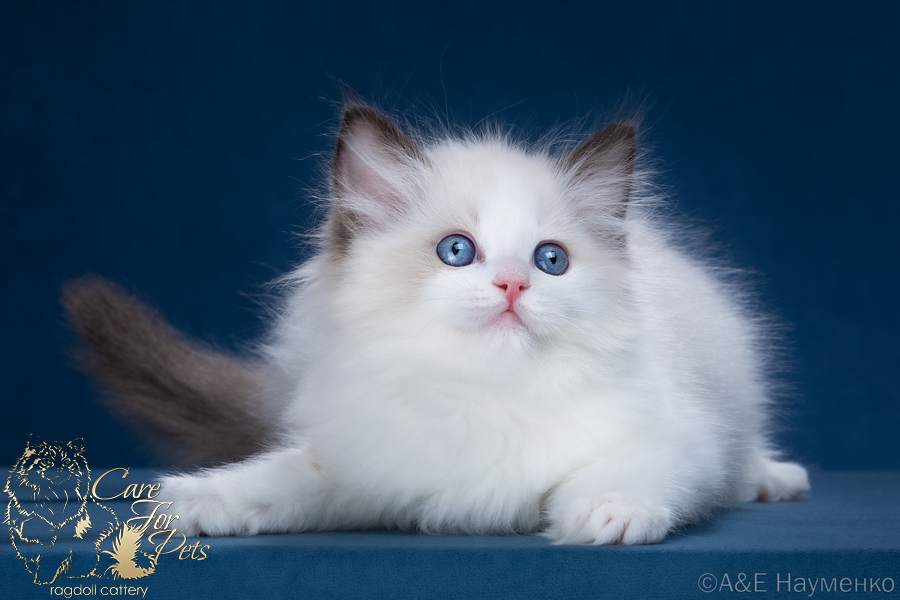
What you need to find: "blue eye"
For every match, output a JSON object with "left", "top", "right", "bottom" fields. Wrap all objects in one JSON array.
[
  {"left": 534, "top": 242, "right": 569, "bottom": 276},
  {"left": 437, "top": 234, "right": 477, "bottom": 267}
]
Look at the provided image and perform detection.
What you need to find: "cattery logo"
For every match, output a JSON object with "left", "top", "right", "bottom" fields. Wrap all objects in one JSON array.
[{"left": 4, "top": 435, "right": 209, "bottom": 588}]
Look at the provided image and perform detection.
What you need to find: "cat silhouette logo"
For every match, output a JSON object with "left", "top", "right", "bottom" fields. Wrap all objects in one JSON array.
[{"left": 4, "top": 435, "right": 157, "bottom": 585}]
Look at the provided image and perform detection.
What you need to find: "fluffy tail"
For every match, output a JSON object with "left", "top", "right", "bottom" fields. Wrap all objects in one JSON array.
[{"left": 63, "top": 277, "right": 270, "bottom": 465}]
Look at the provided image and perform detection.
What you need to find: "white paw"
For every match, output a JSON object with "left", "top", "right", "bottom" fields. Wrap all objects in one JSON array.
[
  {"left": 546, "top": 495, "right": 672, "bottom": 545},
  {"left": 755, "top": 460, "right": 810, "bottom": 502},
  {"left": 159, "top": 475, "right": 259, "bottom": 537}
]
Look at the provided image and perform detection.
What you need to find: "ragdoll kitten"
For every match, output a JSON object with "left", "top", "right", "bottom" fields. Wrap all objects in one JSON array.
[{"left": 65, "top": 105, "right": 809, "bottom": 545}]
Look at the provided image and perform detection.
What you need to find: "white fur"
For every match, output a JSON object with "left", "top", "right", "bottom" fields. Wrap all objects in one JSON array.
[{"left": 161, "top": 122, "right": 809, "bottom": 544}]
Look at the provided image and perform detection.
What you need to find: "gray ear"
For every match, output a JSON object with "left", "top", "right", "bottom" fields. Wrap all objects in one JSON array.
[
  {"left": 562, "top": 123, "right": 637, "bottom": 219},
  {"left": 328, "top": 106, "right": 424, "bottom": 250}
]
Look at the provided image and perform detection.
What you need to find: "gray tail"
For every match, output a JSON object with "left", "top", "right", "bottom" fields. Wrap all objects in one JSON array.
[{"left": 62, "top": 276, "right": 270, "bottom": 466}]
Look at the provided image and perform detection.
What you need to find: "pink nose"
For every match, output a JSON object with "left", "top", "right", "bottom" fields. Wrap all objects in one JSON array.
[{"left": 494, "top": 278, "right": 529, "bottom": 308}]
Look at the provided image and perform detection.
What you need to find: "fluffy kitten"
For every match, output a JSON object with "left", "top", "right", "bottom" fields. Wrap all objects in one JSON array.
[{"left": 65, "top": 105, "right": 809, "bottom": 545}]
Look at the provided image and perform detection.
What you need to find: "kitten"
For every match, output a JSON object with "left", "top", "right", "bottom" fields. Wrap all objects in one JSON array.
[{"left": 65, "top": 105, "right": 809, "bottom": 545}]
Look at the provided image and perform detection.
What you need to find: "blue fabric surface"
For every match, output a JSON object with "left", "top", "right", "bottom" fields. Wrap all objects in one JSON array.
[{"left": 2, "top": 471, "right": 898, "bottom": 599}]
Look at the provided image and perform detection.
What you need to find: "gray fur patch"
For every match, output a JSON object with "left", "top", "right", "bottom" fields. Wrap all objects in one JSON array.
[
  {"left": 62, "top": 277, "right": 269, "bottom": 466},
  {"left": 562, "top": 123, "right": 637, "bottom": 219},
  {"left": 327, "top": 105, "right": 424, "bottom": 254}
]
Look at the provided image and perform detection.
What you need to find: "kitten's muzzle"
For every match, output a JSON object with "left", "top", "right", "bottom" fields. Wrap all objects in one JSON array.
[{"left": 493, "top": 278, "right": 529, "bottom": 310}]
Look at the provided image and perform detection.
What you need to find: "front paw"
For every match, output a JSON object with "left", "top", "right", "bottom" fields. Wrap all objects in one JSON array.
[
  {"left": 159, "top": 476, "right": 253, "bottom": 537},
  {"left": 755, "top": 460, "right": 810, "bottom": 502},
  {"left": 546, "top": 495, "right": 671, "bottom": 545}
]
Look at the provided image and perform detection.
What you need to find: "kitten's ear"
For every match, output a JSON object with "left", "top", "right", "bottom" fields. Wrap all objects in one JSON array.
[
  {"left": 67, "top": 438, "right": 86, "bottom": 454},
  {"left": 329, "top": 106, "right": 424, "bottom": 249},
  {"left": 26, "top": 433, "right": 43, "bottom": 449},
  {"left": 562, "top": 123, "right": 637, "bottom": 220}
]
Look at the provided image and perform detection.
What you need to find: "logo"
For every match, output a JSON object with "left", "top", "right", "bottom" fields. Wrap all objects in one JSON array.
[{"left": 5, "top": 435, "right": 209, "bottom": 588}]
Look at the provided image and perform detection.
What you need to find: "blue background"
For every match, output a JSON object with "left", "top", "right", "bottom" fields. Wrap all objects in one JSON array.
[{"left": 1, "top": 1, "right": 898, "bottom": 469}]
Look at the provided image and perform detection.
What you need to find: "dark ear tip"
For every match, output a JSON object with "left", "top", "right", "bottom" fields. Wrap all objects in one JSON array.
[
  {"left": 604, "top": 123, "right": 638, "bottom": 144},
  {"left": 564, "top": 121, "right": 639, "bottom": 174},
  {"left": 341, "top": 104, "right": 372, "bottom": 120},
  {"left": 335, "top": 104, "right": 422, "bottom": 162},
  {"left": 340, "top": 105, "right": 388, "bottom": 130}
]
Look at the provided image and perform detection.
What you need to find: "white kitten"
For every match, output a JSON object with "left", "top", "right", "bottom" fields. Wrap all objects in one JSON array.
[{"left": 66, "top": 105, "right": 809, "bottom": 545}]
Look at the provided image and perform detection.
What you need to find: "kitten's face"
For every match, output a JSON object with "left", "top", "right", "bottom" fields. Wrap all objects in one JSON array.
[
  {"left": 332, "top": 141, "right": 630, "bottom": 357},
  {"left": 325, "top": 107, "right": 636, "bottom": 362}
]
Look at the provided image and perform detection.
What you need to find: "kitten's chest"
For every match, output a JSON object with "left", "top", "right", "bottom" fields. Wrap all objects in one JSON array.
[{"left": 297, "top": 357, "right": 625, "bottom": 492}]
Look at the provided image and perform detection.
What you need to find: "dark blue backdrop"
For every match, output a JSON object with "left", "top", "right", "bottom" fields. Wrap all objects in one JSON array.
[{"left": 2, "top": 1, "right": 898, "bottom": 469}]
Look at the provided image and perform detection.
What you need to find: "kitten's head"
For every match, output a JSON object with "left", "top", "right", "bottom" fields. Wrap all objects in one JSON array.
[{"left": 317, "top": 106, "right": 640, "bottom": 366}]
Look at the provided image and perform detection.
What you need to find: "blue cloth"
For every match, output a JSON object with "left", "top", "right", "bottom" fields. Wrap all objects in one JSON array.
[{"left": 2, "top": 471, "right": 898, "bottom": 599}]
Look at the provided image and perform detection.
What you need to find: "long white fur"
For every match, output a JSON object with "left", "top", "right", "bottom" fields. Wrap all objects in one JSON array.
[{"left": 161, "top": 116, "right": 809, "bottom": 545}]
